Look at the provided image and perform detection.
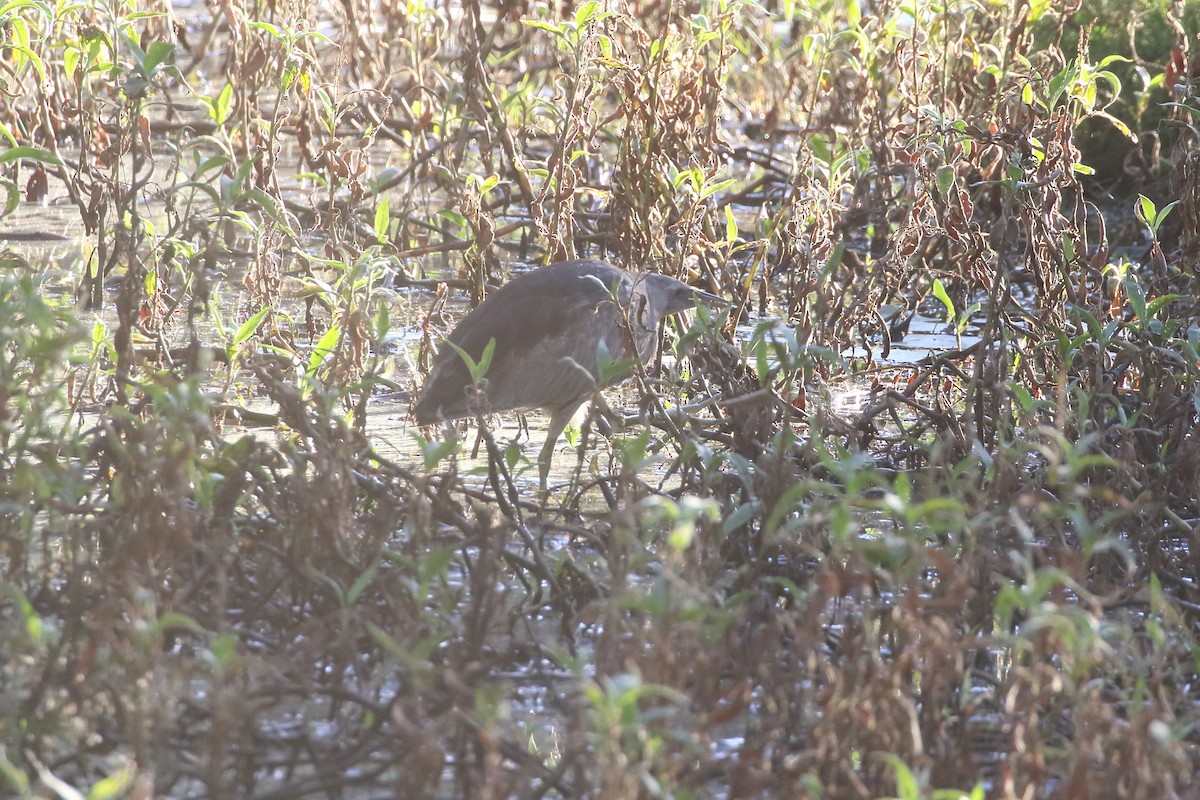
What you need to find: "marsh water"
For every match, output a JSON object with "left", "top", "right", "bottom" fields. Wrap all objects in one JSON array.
[{"left": 2, "top": 180, "right": 978, "bottom": 500}]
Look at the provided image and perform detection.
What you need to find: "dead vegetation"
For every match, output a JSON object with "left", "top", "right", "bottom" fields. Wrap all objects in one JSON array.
[{"left": 1, "top": 0, "right": 1199, "bottom": 797}]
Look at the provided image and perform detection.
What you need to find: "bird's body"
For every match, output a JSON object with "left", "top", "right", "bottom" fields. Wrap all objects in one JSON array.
[{"left": 413, "top": 258, "right": 714, "bottom": 482}]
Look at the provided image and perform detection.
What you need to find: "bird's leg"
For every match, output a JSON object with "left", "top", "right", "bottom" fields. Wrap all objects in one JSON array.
[
  {"left": 540, "top": 401, "right": 586, "bottom": 491},
  {"left": 537, "top": 439, "right": 554, "bottom": 493}
]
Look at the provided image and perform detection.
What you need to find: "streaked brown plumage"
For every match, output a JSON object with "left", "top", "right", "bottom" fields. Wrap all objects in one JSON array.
[{"left": 413, "top": 258, "right": 719, "bottom": 482}]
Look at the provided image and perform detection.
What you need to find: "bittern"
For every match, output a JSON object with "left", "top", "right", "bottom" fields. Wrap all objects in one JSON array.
[{"left": 413, "top": 258, "right": 720, "bottom": 483}]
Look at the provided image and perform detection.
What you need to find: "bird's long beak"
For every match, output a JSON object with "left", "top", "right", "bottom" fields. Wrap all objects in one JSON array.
[{"left": 693, "top": 288, "right": 727, "bottom": 305}]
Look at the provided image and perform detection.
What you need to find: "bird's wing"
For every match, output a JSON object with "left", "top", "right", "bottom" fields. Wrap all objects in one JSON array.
[{"left": 414, "top": 263, "right": 629, "bottom": 421}]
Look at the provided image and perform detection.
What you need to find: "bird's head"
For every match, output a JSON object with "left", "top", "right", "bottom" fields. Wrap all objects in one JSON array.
[{"left": 642, "top": 273, "right": 724, "bottom": 317}]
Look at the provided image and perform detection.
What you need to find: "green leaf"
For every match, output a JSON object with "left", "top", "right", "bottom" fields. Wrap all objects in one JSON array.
[
  {"left": 1136, "top": 194, "right": 1156, "bottom": 226},
  {"left": 6, "top": 585, "right": 42, "bottom": 642},
  {"left": 1096, "top": 54, "right": 1132, "bottom": 70},
  {"left": 447, "top": 337, "right": 494, "bottom": 385},
  {"left": 153, "top": 611, "right": 205, "bottom": 636},
  {"left": 214, "top": 83, "right": 233, "bottom": 125},
  {"left": 957, "top": 301, "right": 981, "bottom": 334},
  {"left": 143, "top": 40, "right": 175, "bottom": 74},
  {"left": 231, "top": 305, "right": 270, "bottom": 349},
  {"left": 820, "top": 241, "right": 844, "bottom": 279},
  {"left": 594, "top": 343, "right": 635, "bottom": 387},
  {"left": 672, "top": 166, "right": 701, "bottom": 189},
  {"left": 0, "top": 145, "right": 63, "bottom": 167},
  {"left": 0, "top": 178, "right": 18, "bottom": 216},
  {"left": 698, "top": 176, "right": 735, "bottom": 199},
  {"left": 171, "top": 179, "right": 222, "bottom": 208},
  {"left": 418, "top": 433, "right": 458, "bottom": 470},
  {"left": 436, "top": 208, "right": 468, "bottom": 232},
  {"left": 1010, "top": 383, "right": 1035, "bottom": 416},
  {"left": 1136, "top": 195, "right": 1178, "bottom": 236},
  {"left": 88, "top": 768, "right": 134, "bottom": 800},
  {"left": 931, "top": 278, "right": 955, "bottom": 323},
  {"left": 504, "top": 441, "right": 522, "bottom": 470},
  {"left": 247, "top": 20, "right": 283, "bottom": 39},
  {"left": 521, "top": 20, "right": 564, "bottom": 37},
  {"left": 120, "top": 29, "right": 146, "bottom": 67},
  {"left": 1124, "top": 276, "right": 1146, "bottom": 325},
  {"left": 575, "top": 0, "right": 600, "bottom": 27},
  {"left": 1156, "top": 200, "right": 1179, "bottom": 229},
  {"left": 1046, "top": 62, "right": 1076, "bottom": 108},
  {"left": 346, "top": 561, "right": 379, "bottom": 606},
  {"left": 935, "top": 164, "right": 954, "bottom": 195},
  {"left": 374, "top": 194, "right": 390, "bottom": 243},
  {"left": 1145, "top": 294, "right": 1182, "bottom": 319},
  {"left": 307, "top": 323, "right": 341, "bottom": 377},
  {"left": 721, "top": 500, "right": 761, "bottom": 535},
  {"left": 373, "top": 302, "right": 391, "bottom": 340},
  {"left": 808, "top": 133, "right": 831, "bottom": 164},
  {"left": 880, "top": 754, "right": 920, "bottom": 800}
]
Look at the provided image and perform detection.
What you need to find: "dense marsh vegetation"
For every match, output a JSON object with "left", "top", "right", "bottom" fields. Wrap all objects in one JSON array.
[{"left": 1, "top": 0, "right": 1199, "bottom": 797}]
